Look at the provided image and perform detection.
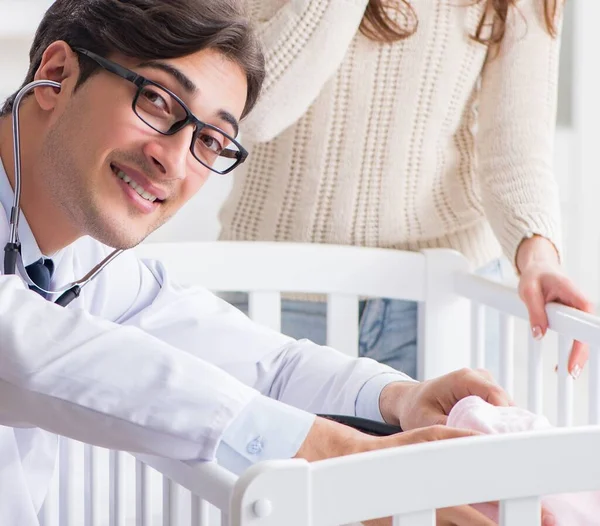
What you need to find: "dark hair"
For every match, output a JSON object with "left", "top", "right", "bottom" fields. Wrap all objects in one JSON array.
[
  {"left": 1, "top": 0, "right": 265, "bottom": 118},
  {"left": 360, "top": 0, "right": 561, "bottom": 45}
]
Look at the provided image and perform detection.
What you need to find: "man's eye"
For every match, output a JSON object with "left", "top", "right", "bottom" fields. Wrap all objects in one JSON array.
[
  {"left": 141, "top": 88, "right": 169, "bottom": 111},
  {"left": 200, "top": 134, "right": 223, "bottom": 154}
]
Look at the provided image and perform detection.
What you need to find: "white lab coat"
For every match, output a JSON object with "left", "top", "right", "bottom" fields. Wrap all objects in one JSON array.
[{"left": 0, "top": 162, "right": 410, "bottom": 523}]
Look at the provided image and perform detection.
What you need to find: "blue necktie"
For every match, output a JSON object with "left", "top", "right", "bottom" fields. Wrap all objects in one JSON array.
[{"left": 25, "top": 258, "right": 54, "bottom": 298}]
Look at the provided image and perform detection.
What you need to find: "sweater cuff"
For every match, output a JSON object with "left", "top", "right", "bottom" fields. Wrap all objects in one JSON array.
[{"left": 497, "top": 211, "right": 562, "bottom": 271}]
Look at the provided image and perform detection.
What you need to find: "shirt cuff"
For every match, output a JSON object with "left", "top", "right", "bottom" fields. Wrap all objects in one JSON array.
[
  {"left": 216, "top": 395, "right": 316, "bottom": 475},
  {"left": 354, "top": 373, "right": 417, "bottom": 423}
]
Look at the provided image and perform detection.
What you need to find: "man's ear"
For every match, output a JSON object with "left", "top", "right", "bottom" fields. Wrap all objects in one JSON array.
[{"left": 33, "top": 41, "right": 79, "bottom": 111}]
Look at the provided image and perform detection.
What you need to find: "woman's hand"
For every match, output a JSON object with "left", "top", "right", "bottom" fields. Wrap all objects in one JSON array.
[{"left": 516, "top": 235, "right": 594, "bottom": 378}]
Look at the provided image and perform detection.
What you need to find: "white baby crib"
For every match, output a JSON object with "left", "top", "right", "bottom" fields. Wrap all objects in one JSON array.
[{"left": 36, "top": 242, "right": 600, "bottom": 526}]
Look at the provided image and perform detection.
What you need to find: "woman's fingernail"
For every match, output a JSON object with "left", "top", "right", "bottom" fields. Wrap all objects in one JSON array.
[
  {"left": 532, "top": 326, "right": 543, "bottom": 341},
  {"left": 543, "top": 513, "right": 556, "bottom": 526},
  {"left": 571, "top": 364, "right": 582, "bottom": 380}
]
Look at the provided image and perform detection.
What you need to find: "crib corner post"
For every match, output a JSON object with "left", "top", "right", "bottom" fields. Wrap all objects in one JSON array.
[
  {"left": 231, "top": 460, "right": 311, "bottom": 526},
  {"left": 417, "top": 250, "right": 472, "bottom": 381}
]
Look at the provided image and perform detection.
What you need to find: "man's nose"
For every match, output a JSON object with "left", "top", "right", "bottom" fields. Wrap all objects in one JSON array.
[{"left": 143, "top": 125, "right": 194, "bottom": 178}]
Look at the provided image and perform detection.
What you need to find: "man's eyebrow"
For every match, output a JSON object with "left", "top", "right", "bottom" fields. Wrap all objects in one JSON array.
[
  {"left": 219, "top": 110, "right": 239, "bottom": 137},
  {"left": 137, "top": 60, "right": 240, "bottom": 137},
  {"left": 137, "top": 60, "right": 197, "bottom": 94}
]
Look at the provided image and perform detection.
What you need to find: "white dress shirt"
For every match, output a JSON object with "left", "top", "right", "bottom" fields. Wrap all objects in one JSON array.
[{"left": 0, "top": 158, "right": 411, "bottom": 524}]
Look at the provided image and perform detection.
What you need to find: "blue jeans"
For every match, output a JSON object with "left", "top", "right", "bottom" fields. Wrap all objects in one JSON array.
[{"left": 222, "top": 259, "right": 507, "bottom": 379}]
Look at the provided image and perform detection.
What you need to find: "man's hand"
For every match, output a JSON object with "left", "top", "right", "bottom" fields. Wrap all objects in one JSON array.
[
  {"left": 294, "top": 417, "right": 556, "bottom": 526},
  {"left": 379, "top": 368, "right": 511, "bottom": 430},
  {"left": 295, "top": 419, "right": 486, "bottom": 526},
  {"left": 516, "top": 235, "right": 594, "bottom": 379},
  {"left": 364, "top": 505, "right": 497, "bottom": 526},
  {"left": 294, "top": 416, "right": 480, "bottom": 462},
  {"left": 295, "top": 415, "right": 555, "bottom": 526},
  {"left": 365, "top": 504, "right": 555, "bottom": 526}
]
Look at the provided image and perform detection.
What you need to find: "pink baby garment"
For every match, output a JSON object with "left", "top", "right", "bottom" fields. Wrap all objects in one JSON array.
[{"left": 447, "top": 396, "right": 600, "bottom": 525}]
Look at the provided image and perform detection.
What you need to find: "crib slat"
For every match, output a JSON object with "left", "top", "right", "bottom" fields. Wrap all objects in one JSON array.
[
  {"left": 327, "top": 294, "right": 359, "bottom": 357},
  {"left": 84, "top": 444, "right": 97, "bottom": 526},
  {"left": 471, "top": 303, "right": 485, "bottom": 369},
  {"left": 109, "top": 451, "right": 125, "bottom": 526},
  {"left": 59, "top": 438, "right": 75, "bottom": 526},
  {"left": 499, "top": 314, "right": 515, "bottom": 395},
  {"left": 527, "top": 336, "right": 544, "bottom": 414},
  {"left": 557, "top": 336, "right": 574, "bottom": 427},
  {"left": 248, "top": 292, "right": 281, "bottom": 331},
  {"left": 500, "top": 497, "right": 541, "bottom": 526},
  {"left": 163, "top": 477, "right": 182, "bottom": 526},
  {"left": 163, "top": 477, "right": 172, "bottom": 526},
  {"left": 136, "top": 460, "right": 152, "bottom": 526},
  {"left": 248, "top": 291, "right": 281, "bottom": 331},
  {"left": 589, "top": 348, "right": 600, "bottom": 425},
  {"left": 191, "top": 496, "right": 210, "bottom": 526},
  {"left": 393, "top": 510, "right": 435, "bottom": 526}
]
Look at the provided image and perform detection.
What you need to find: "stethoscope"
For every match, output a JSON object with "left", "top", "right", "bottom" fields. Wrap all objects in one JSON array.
[
  {"left": 2, "top": 81, "right": 405, "bottom": 436},
  {"left": 3, "top": 80, "right": 124, "bottom": 307},
  {"left": 318, "top": 414, "right": 402, "bottom": 436}
]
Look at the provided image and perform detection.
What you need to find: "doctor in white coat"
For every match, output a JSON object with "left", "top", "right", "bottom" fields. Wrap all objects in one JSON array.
[{"left": 0, "top": 1, "right": 528, "bottom": 525}]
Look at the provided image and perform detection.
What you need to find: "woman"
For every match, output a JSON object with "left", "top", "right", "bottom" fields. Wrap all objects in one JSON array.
[{"left": 219, "top": 0, "right": 591, "bottom": 380}]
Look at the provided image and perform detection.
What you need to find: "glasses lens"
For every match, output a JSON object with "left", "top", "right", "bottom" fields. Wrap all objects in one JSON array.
[
  {"left": 193, "top": 126, "right": 242, "bottom": 174},
  {"left": 135, "top": 83, "right": 243, "bottom": 174},
  {"left": 135, "top": 83, "right": 187, "bottom": 133}
]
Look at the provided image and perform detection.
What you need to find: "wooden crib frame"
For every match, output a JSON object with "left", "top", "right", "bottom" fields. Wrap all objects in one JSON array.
[{"left": 36, "top": 242, "right": 600, "bottom": 526}]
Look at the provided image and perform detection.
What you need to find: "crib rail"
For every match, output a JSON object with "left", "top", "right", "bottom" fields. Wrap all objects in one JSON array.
[
  {"left": 38, "top": 243, "right": 600, "bottom": 525},
  {"left": 455, "top": 274, "right": 600, "bottom": 346},
  {"left": 232, "top": 427, "right": 600, "bottom": 525},
  {"left": 135, "top": 241, "right": 430, "bottom": 359},
  {"left": 455, "top": 273, "right": 600, "bottom": 427},
  {"left": 39, "top": 426, "right": 600, "bottom": 526},
  {"left": 135, "top": 243, "right": 473, "bottom": 377}
]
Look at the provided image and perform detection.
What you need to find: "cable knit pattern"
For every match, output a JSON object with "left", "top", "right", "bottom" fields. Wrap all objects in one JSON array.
[{"left": 220, "top": 0, "right": 563, "bottom": 272}]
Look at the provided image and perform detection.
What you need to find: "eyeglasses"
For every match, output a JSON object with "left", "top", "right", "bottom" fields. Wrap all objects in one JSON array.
[{"left": 73, "top": 47, "right": 248, "bottom": 175}]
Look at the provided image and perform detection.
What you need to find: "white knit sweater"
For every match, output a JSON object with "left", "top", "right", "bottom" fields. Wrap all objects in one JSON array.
[{"left": 219, "top": 0, "right": 562, "bottom": 270}]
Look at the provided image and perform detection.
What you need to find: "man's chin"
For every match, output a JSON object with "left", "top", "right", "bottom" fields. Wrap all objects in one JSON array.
[{"left": 86, "top": 223, "right": 148, "bottom": 251}]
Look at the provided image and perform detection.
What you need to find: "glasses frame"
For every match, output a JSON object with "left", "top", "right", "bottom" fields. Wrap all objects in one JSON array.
[{"left": 73, "top": 47, "right": 248, "bottom": 175}]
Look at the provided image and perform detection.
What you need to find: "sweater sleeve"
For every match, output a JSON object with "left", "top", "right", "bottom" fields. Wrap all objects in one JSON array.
[
  {"left": 476, "top": 0, "right": 563, "bottom": 266},
  {"left": 242, "top": 0, "right": 368, "bottom": 143}
]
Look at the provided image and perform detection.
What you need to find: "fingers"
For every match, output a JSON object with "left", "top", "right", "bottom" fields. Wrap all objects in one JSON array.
[
  {"left": 388, "top": 425, "right": 480, "bottom": 447},
  {"left": 542, "top": 507, "right": 557, "bottom": 526},
  {"left": 452, "top": 368, "right": 512, "bottom": 408},
  {"left": 526, "top": 273, "right": 594, "bottom": 377},
  {"left": 552, "top": 277, "right": 594, "bottom": 316},
  {"left": 437, "top": 505, "right": 496, "bottom": 526},
  {"left": 473, "top": 369, "right": 516, "bottom": 406},
  {"left": 363, "top": 504, "right": 553, "bottom": 526},
  {"left": 362, "top": 518, "right": 390, "bottom": 526},
  {"left": 568, "top": 340, "right": 589, "bottom": 379},
  {"left": 555, "top": 283, "right": 594, "bottom": 376},
  {"left": 473, "top": 368, "right": 495, "bottom": 383},
  {"left": 519, "top": 278, "right": 548, "bottom": 341}
]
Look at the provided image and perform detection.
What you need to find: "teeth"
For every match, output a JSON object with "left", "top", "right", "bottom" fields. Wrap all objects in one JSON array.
[{"left": 114, "top": 168, "right": 159, "bottom": 203}]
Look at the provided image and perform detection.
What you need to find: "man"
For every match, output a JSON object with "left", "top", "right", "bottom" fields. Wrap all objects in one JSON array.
[{"left": 0, "top": 1, "right": 519, "bottom": 525}]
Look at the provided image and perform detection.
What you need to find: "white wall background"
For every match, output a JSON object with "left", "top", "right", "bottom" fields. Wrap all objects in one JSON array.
[{"left": 1, "top": 0, "right": 598, "bottom": 300}]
